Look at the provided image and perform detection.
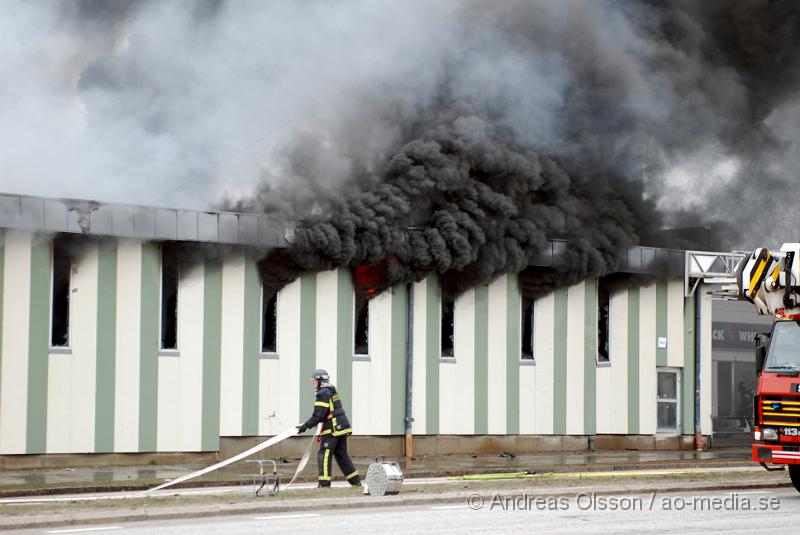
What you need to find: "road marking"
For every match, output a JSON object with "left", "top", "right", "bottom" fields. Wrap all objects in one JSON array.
[
  {"left": 46, "top": 527, "right": 123, "bottom": 534},
  {"left": 253, "top": 513, "right": 321, "bottom": 520},
  {"left": 430, "top": 504, "right": 468, "bottom": 510}
]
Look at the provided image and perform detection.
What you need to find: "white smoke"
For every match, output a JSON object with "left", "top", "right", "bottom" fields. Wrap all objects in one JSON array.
[
  {"left": 1, "top": 0, "right": 799, "bottom": 251},
  {"left": 0, "top": 1, "right": 466, "bottom": 207}
]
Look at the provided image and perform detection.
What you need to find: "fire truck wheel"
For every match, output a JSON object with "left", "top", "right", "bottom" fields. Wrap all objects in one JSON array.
[{"left": 789, "top": 465, "right": 800, "bottom": 493}]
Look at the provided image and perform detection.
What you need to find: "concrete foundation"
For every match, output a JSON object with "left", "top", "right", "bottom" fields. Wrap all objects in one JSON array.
[
  {"left": 220, "top": 434, "right": 703, "bottom": 460},
  {"left": 595, "top": 434, "right": 701, "bottom": 451},
  {"left": 218, "top": 435, "right": 405, "bottom": 461},
  {"left": 0, "top": 451, "right": 218, "bottom": 470},
  {"left": 0, "top": 434, "right": 708, "bottom": 469}
]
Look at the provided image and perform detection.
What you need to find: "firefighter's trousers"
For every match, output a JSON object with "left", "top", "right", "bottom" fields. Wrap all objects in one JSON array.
[{"left": 317, "top": 435, "right": 360, "bottom": 487}]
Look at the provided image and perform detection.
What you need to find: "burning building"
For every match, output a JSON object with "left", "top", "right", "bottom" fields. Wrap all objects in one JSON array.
[
  {"left": 0, "top": 192, "right": 713, "bottom": 464},
  {"left": 2, "top": 0, "right": 799, "bottom": 469}
]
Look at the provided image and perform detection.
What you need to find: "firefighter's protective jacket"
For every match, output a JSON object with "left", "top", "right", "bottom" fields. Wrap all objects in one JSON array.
[{"left": 302, "top": 385, "right": 352, "bottom": 437}]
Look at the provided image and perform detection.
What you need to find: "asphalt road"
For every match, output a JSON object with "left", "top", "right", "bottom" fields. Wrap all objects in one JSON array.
[{"left": 7, "top": 488, "right": 800, "bottom": 534}]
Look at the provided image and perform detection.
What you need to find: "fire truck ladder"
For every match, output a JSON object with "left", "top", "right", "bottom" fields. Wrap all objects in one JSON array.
[{"left": 684, "top": 250, "right": 748, "bottom": 298}]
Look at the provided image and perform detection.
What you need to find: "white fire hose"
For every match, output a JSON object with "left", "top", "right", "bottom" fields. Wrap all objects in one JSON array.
[
  {"left": 287, "top": 425, "right": 319, "bottom": 487},
  {"left": 143, "top": 424, "right": 320, "bottom": 494}
]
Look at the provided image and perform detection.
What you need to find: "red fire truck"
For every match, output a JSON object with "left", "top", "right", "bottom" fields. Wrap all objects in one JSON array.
[{"left": 735, "top": 246, "right": 800, "bottom": 491}]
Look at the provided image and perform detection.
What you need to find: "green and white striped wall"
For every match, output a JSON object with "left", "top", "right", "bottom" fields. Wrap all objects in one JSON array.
[
  {"left": 0, "top": 231, "right": 227, "bottom": 454},
  {"left": 409, "top": 274, "right": 713, "bottom": 437},
  {"left": 0, "top": 230, "right": 713, "bottom": 455}
]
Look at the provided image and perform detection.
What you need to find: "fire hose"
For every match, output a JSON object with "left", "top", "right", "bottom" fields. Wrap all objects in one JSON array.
[{"left": 142, "top": 424, "right": 320, "bottom": 494}]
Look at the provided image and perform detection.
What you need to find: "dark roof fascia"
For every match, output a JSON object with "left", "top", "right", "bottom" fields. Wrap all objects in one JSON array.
[{"left": 0, "top": 193, "right": 289, "bottom": 248}]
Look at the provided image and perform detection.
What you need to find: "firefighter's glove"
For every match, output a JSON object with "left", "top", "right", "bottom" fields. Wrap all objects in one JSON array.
[{"left": 296, "top": 424, "right": 307, "bottom": 434}]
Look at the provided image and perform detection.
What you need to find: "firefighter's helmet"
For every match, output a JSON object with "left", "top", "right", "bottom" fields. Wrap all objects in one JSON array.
[{"left": 312, "top": 368, "right": 330, "bottom": 386}]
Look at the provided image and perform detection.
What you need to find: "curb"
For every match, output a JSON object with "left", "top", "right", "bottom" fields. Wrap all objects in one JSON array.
[{"left": 0, "top": 476, "right": 789, "bottom": 531}]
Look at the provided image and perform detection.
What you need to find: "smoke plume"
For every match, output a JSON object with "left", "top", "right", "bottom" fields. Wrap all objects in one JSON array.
[
  {"left": 240, "top": 101, "right": 665, "bottom": 296},
  {"left": 3, "top": 0, "right": 800, "bottom": 294}
]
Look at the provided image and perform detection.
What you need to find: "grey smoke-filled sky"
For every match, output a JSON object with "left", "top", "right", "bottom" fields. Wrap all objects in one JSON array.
[{"left": 2, "top": 0, "right": 800, "bottom": 250}]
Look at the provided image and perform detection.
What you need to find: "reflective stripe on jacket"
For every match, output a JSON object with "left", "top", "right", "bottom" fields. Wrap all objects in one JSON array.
[{"left": 302, "top": 385, "right": 352, "bottom": 436}]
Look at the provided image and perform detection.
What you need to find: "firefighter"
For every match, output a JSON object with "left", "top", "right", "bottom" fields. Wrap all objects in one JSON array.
[{"left": 296, "top": 369, "right": 361, "bottom": 488}]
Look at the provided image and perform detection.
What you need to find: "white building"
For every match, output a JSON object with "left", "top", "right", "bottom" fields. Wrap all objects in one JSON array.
[{"left": 0, "top": 194, "right": 714, "bottom": 462}]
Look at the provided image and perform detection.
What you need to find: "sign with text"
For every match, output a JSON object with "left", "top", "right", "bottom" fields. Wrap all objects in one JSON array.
[{"left": 712, "top": 322, "right": 771, "bottom": 351}]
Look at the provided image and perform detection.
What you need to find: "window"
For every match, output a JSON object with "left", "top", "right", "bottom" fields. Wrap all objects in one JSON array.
[
  {"left": 441, "top": 298, "right": 455, "bottom": 358},
  {"left": 765, "top": 320, "right": 800, "bottom": 370},
  {"left": 521, "top": 297, "right": 535, "bottom": 360},
  {"left": 657, "top": 369, "right": 680, "bottom": 432},
  {"left": 160, "top": 246, "right": 179, "bottom": 351},
  {"left": 597, "top": 279, "right": 610, "bottom": 362},
  {"left": 261, "top": 288, "right": 278, "bottom": 353},
  {"left": 354, "top": 294, "right": 369, "bottom": 356},
  {"left": 50, "top": 239, "right": 71, "bottom": 348}
]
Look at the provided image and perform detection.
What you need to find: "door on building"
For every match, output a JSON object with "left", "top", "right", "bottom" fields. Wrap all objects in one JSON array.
[
  {"left": 714, "top": 359, "right": 755, "bottom": 432},
  {"left": 657, "top": 369, "right": 681, "bottom": 434}
]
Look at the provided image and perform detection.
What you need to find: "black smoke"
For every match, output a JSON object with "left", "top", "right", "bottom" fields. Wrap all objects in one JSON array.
[
  {"left": 236, "top": 101, "right": 671, "bottom": 298},
  {"left": 231, "top": 1, "right": 800, "bottom": 297}
]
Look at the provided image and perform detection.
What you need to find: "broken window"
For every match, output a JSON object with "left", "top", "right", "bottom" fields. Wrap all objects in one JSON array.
[
  {"left": 261, "top": 288, "right": 278, "bottom": 353},
  {"left": 354, "top": 293, "right": 369, "bottom": 356},
  {"left": 597, "top": 279, "right": 610, "bottom": 362},
  {"left": 160, "top": 246, "right": 179, "bottom": 351},
  {"left": 521, "top": 297, "right": 534, "bottom": 360},
  {"left": 50, "top": 239, "right": 71, "bottom": 348},
  {"left": 441, "top": 298, "right": 455, "bottom": 358}
]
